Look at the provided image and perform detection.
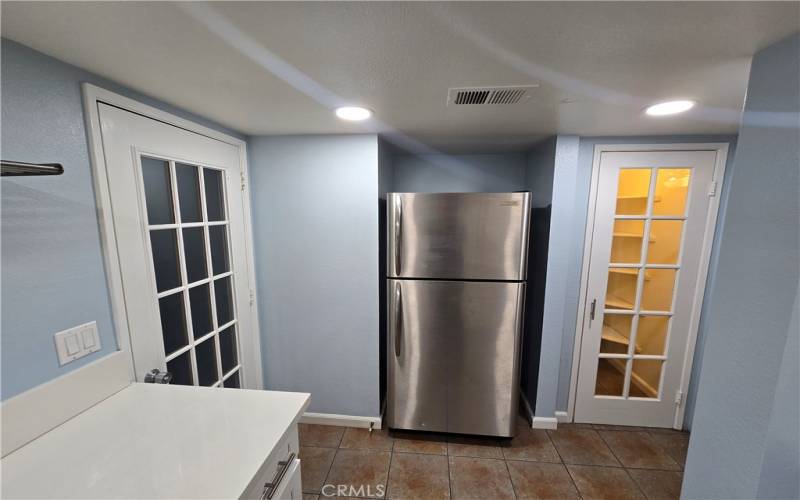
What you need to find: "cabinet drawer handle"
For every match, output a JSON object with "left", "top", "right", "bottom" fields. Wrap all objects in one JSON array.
[{"left": 261, "top": 452, "right": 295, "bottom": 500}]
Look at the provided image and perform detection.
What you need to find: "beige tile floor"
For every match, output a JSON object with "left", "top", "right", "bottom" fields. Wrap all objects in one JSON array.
[{"left": 298, "top": 419, "right": 689, "bottom": 499}]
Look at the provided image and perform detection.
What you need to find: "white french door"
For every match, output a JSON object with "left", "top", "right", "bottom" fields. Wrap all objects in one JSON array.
[
  {"left": 98, "top": 103, "right": 254, "bottom": 388},
  {"left": 574, "top": 148, "right": 723, "bottom": 428}
]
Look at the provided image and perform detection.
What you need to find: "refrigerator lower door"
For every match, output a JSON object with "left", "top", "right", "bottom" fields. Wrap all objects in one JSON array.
[
  {"left": 386, "top": 279, "right": 448, "bottom": 433},
  {"left": 387, "top": 279, "right": 525, "bottom": 437}
]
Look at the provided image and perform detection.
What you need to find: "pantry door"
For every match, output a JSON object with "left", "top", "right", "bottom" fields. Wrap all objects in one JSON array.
[
  {"left": 574, "top": 148, "right": 725, "bottom": 428},
  {"left": 94, "top": 100, "right": 258, "bottom": 389}
]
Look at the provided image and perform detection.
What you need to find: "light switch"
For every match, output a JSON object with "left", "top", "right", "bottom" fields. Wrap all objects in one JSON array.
[
  {"left": 54, "top": 321, "right": 101, "bottom": 366},
  {"left": 65, "top": 335, "right": 81, "bottom": 355},
  {"left": 81, "top": 328, "right": 96, "bottom": 349}
]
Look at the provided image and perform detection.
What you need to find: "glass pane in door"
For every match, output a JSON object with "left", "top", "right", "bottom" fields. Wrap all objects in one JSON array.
[
  {"left": 615, "top": 169, "right": 652, "bottom": 215},
  {"left": 209, "top": 225, "right": 230, "bottom": 275},
  {"left": 214, "top": 276, "right": 234, "bottom": 326},
  {"left": 176, "top": 163, "right": 203, "bottom": 222},
  {"left": 641, "top": 269, "right": 677, "bottom": 311},
  {"left": 189, "top": 284, "right": 213, "bottom": 339},
  {"left": 166, "top": 351, "right": 193, "bottom": 386},
  {"left": 647, "top": 221, "right": 683, "bottom": 264},
  {"left": 224, "top": 371, "right": 241, "bottom": 389},
  {"left": 158, "top": 293, "right": 188, "bottom": 355},
  {"left": 595, "top": 359, "right": 626, "bottom": 396},
  {"left": 637, "top": 316, "right": 670, "bottom": 356},
  {"left": 204, "top": 169, "right": 226, "bottom": 221},
  {"left": 600, "top": 314, "right": 632, "bottom": 354},
  {"left": 141, "top": 157, "right": 174, "bottom": 225},
  {"left": 219, "top": 325, "right": 238, "bottom": 374},
  {"left": 150, "top": 229, "right": 181, "bottom": 292},
  {"left": 653, "top": 168, "right": 691, "bottom": 216},
  {"left": 195, "top": 337, "right": 219, "bottom": 386},
  {"left": 605, "top": 267, "right": 638, "bottom": 310},
  {"left": 140, "top": 157, "right": 241, "bottom": 388},
  {"left": 630, "top": 359, "right": 662, "bottom": 398},
  {"left": 610, "top": 220, "right": 646, "bottom": 264},
  {"left": 183, "top": 227, "right": 208, "bottom": 283}
]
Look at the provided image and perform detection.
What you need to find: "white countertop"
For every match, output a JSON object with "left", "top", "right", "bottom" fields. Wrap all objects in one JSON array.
[{"left": 1, "top": 383, "right": 310, "bottom": 499}]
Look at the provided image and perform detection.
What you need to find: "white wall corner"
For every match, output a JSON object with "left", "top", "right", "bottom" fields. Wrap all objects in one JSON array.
[
  {"left": 532, "top": 416, "right": 559, "bottom": 430},
  {"left": 555, "top": 411, "right": 569, "bottom": 423},
  {"left": 301, "top": 412, "right": 383, "bottom": 430}
]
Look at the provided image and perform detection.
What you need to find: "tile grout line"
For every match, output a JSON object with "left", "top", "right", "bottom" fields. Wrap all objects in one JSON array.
[
  {"left": 312, "top": 426, "right": 346, "bottom": 497},
  {"left": 594, "top": 429, "right": 625, "bottom": 468},
  {"left": 595, "top": 430, "right": 650, "bottom": 499},
  {"left": 319, "top": 447, "right": 338, "bottom": 497},
  {"left": 446, "top": 450, "right": 453, "bottom": 500},
  {"left": 545, "top": 429, "right": 583, "bottom": 498},
  {"left": 564, "top": 464, "right": 587, "bottom": 500},
  {"left": 501, "top": 456, "right": 520, "bottom": 500},
  {"left": 385, "top": 447, "right": 395, "bottom": 499}
]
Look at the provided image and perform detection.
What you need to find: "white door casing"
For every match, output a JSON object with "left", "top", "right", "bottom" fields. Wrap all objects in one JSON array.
[
  {"left": 571, "top": 145, "right": 728, "bottom": 428},
  {"left": 83, "top": 85, "right": 262, "bottom": 389}
]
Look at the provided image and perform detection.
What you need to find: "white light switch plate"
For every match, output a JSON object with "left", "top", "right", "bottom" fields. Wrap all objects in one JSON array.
[{"left": 54, "top": 322, "right": 101, "bottom": 366}]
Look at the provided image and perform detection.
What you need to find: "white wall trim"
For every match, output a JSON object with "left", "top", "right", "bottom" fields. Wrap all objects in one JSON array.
[
  {"left": 566, "top": 142, "right": 730, "bottom": 427},
  {"left": 1, "top": 351, "right": 130, "bottom": 457},
  {"left": 81, "top": 84, "right": 263, "bottom": 390},
  {"left": 555, "top": 411, "right": 569, "bottom": 423},
  {"left": 532, "top": 416, "right": 558, "bottom": 430},
  {"left": 300, "top": 412, "right": 383, "bottom": 430}
]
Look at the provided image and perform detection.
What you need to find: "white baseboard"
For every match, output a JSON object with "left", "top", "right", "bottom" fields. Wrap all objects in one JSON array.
[
  {"left": 532, "top": 416, "right": 559, "bottom": 430},
  {"left": 301, "top": 412, "right": 382, "bottom": 430},
  {"left": 1, "top": 351, "right": 131, "bottom": 457},
  {"left": 555, "top": 411, "right": 569, "bottom": 423}
]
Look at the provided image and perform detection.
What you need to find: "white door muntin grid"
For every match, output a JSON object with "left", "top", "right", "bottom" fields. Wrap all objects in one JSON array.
[
  {"left": 137, "top": 152, "right": 242, "bottom": 388},
  {"left": 574, "top": 149, "right": 720, "bottom": 427}
]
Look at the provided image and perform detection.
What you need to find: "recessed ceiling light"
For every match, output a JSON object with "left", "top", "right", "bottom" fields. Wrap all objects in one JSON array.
[
  {"left": 645, "top": 100, "right": 696, "bottom": 116},
  {"left": 335, "top": 106, "right": 372, "bottom": 121}
]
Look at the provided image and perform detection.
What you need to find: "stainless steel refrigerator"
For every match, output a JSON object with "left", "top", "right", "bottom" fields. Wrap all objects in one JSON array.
[{"left": 386, "top": 192, "right": 531, "bottom": 438}]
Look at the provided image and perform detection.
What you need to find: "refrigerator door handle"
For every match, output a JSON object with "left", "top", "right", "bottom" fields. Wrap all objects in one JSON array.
[
  {"left": 394, "top": 281, "right": 403, "bottom": 357},
  {"left": 394, "top": 195, "right": 403, "bottom": 275}
]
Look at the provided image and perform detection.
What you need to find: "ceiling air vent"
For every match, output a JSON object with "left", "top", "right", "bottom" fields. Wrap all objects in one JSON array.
[{"left": 448, "top": 85, "right": 538, "bottom": 106}]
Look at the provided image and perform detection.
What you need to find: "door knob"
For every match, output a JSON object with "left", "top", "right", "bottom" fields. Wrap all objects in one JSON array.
[{"left": 144, "top": 369, "right": 172, "bottom": 384}]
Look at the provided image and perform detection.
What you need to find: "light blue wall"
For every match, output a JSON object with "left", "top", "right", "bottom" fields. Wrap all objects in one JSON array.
[
  {"left": 0, "top": 39, "right": 243, "bottom": 399},
  {"left": 682, "top": 33, "right": 799, "bottom": 499},
  {"left": 533, "top": 133, "right": 737, "bottom": 423},
  {"left": 534, "top": 135, "right": 580, "bottom": 417},
  {"left": 757, "top": 291, "right": 799, "bottom": 499},
  {"left": 248, "top": 135, "right": 381, "bottom": 417},
  {"left": 391, "top": 153, "right": 526, "bottom": 192}
]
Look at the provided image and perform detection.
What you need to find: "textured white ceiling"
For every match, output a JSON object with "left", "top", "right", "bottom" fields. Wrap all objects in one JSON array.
[{"left": 3, "top": 2, "right": 798, "bottom": 152}]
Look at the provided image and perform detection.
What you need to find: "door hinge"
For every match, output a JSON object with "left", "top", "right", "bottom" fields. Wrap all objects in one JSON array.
[
  {"left": 240, "top": 172, "right": 246, "bottom": 192},
  {"left": 249, "top": 289, "right": 255, "bottom": 307},
  {"left": 674, "top": 390, "right": 683, "bottom": 406},
  {"left": 708, "top": 180, "right": 718, "bottom": 197},
  {"left": 589, "top": 299, "right": 597, "bottom": 321}
]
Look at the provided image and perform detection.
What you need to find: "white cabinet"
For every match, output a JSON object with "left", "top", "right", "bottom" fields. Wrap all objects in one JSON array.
[
  {"left": 1, "top": 383, "right": 310, "bottom": 499},
  {"left": 242, "top": 425, "right": 301, "bottom": 499}
]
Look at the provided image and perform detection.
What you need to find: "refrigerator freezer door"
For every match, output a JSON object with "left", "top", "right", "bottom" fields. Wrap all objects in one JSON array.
[
  {"left": 386, "top": 279, "right": 525, "bottom": 437},
  {"left": 388, "top": 192, "right": 531, "bottom": 280}
]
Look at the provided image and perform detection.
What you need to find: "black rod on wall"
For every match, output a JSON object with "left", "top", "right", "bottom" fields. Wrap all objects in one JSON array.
[{"left": 1, "top": 160, "right": 64, "bottom": 177}]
